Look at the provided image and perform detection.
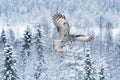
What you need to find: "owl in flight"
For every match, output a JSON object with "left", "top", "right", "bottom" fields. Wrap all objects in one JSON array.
[{"left": 52, "top": 13, "right": 94, "bottom": 53}]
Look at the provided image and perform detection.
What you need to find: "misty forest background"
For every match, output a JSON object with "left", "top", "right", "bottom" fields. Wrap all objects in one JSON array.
[{"left": 0, "top": 0, "right": 120, "bottom": 80}]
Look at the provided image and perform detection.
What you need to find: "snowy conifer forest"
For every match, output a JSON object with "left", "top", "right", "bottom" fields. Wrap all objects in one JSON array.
[{"left": 0, "top": 0, "right": 120, "bottom": 80}]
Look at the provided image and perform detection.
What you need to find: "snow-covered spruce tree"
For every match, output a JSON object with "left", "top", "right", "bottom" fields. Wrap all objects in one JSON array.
[
  {"left": 99, "top": 68, "right": 105, "bottom": 80},
  {"left": 104, "top": 22, "right": 113, "bottom": 56},
  {"left": 9, "top": 29, "right": 15, "bottom": 43},
  {"left": 84, "top": 49, "right": 95, "bottom": 80},
  {"left": 104, "top": 22, "right": 114, "bottom": 79},
  {"left": 113, "top": 33, "right": 120, "bottom": 80},
  {"left": 2, "top": 43, "right": 17, "bottom": 80},
  {"left": 21, "top": 26, "right": 32, "bottom": 80},
  {"left": 0, "top": 29, "right": 7, "bottom": 45},
  {"left": 22, "top": 26, "right": 32, "bottom": 57},
  {"left": 34, "top": 25, "right": 47, "bottom": 80},
  {"left": 96, "top": 16, "right": 104, "bottom": 56}
]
